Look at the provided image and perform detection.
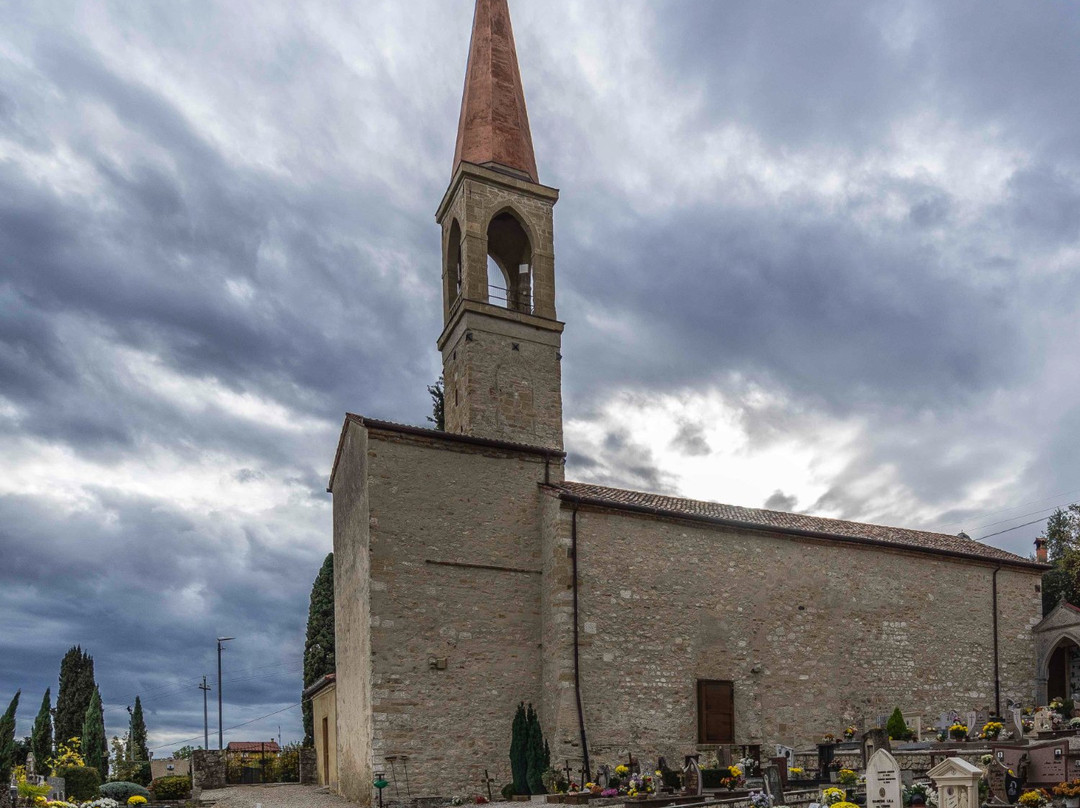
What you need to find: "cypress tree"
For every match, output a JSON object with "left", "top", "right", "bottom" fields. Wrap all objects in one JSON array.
[
  {"left": 0, "top": 691, "right": 21, "bottom": 792},
  {"left": 130, "top": 696, "right": 149, "bottom": 761},
  {"left": 56, "top": 646, "right": 96, "bottom": 745},
  {"left": 525, "top": 703, "right": 546, "bottom": 794},
  {"left": 886, "top": 707, "right": 908, "bottom": 740},
  {"left": 81, "top": 688, "right": 107, "bottom": 780},
  {"left": 31, "top": 689, "right": 52, "bottom": 767},
  {"left": 302, "top": 553, "right": 335, "bottom": 746},
  {"left": 510, "top": 702, "right": 528, "bottom": 795}
]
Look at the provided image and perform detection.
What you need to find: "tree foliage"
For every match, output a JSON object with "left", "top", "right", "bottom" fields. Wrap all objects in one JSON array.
[
  {"left": 427, "top": 376, "right": 445, "bottom": 431},
  {"left": 81, "top": 688, "right": 107, "bottom": 781},
  {"left": 886, "top": 707, "right": 908, "bottom": 740},
  {"left": 509, "top": 702, "right": 528, "bottom": 795},
  {"left": 525, "top": 703, "right": 547, "bottom": 795},
  {"left": 1041, "top": 505, "right": 1080, "bottom": 614},
  {"left": 130, "top": 696, "right": 149, "bottom": 761},
  {"left": 56, "top": 646, "right": 97, "bottom": 745},
  {"left": 31, "top": 689, "right": 52, "bottom": 769},
  {"left": 0, "top": 690, "right": 20, "bottom": 788},
  {"left": 302, "top": 553, "right": 335, "bottom": 746}
]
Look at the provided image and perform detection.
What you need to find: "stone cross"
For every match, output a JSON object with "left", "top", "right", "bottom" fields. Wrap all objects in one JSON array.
[
  {"left": 865, "top": 749, "right": 903, "bottom": 808},
  {"left": 966, "top": 711, "right": 978, "bottom": 739}
]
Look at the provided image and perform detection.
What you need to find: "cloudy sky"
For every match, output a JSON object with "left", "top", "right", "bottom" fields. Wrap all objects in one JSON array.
[{"left": 2, "top": 0, "right": 1079, "bottom": 750}]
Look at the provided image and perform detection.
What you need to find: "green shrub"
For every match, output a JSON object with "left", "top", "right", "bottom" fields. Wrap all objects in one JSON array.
[
  {"left": 661, "top": 770, "right": 682, "bottom": 790},
  {"left": 149, "top": 774, "right": 192, "bottom": 801},
  {"left": 886, "top": 707, "right": 909, "bottom": 741},
  {"left": 100, "top": 781, "right": 151, "bottom": 802},
  {"left": 133, "top": 760, "right": 152, "bottom": 786},
  {"left": 58, "top": 765, "right": 101, "bottom": 801}
]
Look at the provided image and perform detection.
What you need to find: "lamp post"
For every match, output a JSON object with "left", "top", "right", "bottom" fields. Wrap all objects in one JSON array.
[{"left": 217, "top": 637, "right": 235, "bottom": 751}]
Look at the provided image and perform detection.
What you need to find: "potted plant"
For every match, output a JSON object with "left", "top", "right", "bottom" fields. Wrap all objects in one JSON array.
[
  {"left": 1018, "top": 790, "right": 1049, "bottom": 808},
  {"left": 843, "top": 726, "right": 857, "bottom": 741},
  {"left": 1053, "top": 780, "right": 1080, "bottom": 808},
  {"left": 982, "top": 721, "right": 1004, "bottom": 741},
  {"left": 837, "top": 770, "right": 859, "bottom": 787},
  {"left": 949, "top": 722, "right": 969, "bottom": 741}
]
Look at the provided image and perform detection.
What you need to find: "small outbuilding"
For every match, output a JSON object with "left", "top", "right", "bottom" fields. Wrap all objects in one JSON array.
[{"left": 305, "top": 673, "right": 337, "bottom": 791}]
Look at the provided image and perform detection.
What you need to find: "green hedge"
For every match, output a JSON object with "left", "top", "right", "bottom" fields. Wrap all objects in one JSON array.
[
  {"left": 58, "top": 766, "right": 101, "bottom": 801},
  {"left": 149, "top": 775, "right": 192, "bottom": 801},
  {"left": 100, "top": 781, "right": 151, "bottom": 802}
]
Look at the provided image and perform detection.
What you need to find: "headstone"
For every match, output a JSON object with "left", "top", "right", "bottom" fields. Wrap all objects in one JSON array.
[
  {"left": 928, "top": 757, "right": 982, "bottom": 808},
  {"left": 776, "top": 745, "right": 795, "bottom": 769},
  {"left": 46, "top": 777, "right": 65, "bottom": 802},
  {"left": 771, "top": 756, "right": 789, "bottom": 786},
  {"left": 683, "top": 756, "right": 702, "bottom": 797},
  {"left": 1034, "top": 711, "right": 1054, "bottom": 733},
  {"left": 966, "top": 712, "right": 978, "bottom": 739},
  {"left": 986, "top": 759, "right": 1010, "bottom": 804},
  {"left": 597, "top": 765, "right": 611, "bottom": 788},
  {"left": 764, "top": 764, "right": 785, "bottom": 806},
  {"left": 862, "top": 728, "right": 891, "bottom": 769},
  {"left": 1005, "top": 771, "right": 1023, "bottom": 803},
  {"left": 1008, "top": 708, "right": 1024, "bottom": 740},
  {"left": 901, "top": 771, "right": 915, "bottom": 788},
  {"left": 903, "top": 715, "right": 923, "bottom": 742},
  {"left": 26, "top": 752, "right": 36, "bottom": 776},
  {"left": 865, "top": 749, "right": 903, "bottom": 808}
]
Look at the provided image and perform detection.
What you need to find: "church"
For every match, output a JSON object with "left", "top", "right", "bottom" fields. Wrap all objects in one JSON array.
[{"left": 327, "top": 0, "right": 1046, "bottom": 803}]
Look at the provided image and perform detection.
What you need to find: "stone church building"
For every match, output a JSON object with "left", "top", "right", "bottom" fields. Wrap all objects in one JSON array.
[{"left": 328, "top": 0, "right": 1047, "bottom": 803}]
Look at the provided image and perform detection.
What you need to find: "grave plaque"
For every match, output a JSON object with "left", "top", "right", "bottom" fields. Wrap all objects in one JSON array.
[
  {"left": 966, "top": 712, "right": 978, "bottom": 739},
  {"left": 764, "top": 764, "right": 785, "bottom": 806},
  {"left": 1005, "top": 772, "right": 1022, "bottom": 804},
  {"left": 866, "top": 749, "right": 903, "bottom": 808},
  {"left": 683, "top": 756, "right": 702, "bottom": 797},
  {"left": 776, "top": 745, "right": 795, "bottom": 769},
  {"left": 1034, "top": 710, "right": 1054, "bottom": 733}
]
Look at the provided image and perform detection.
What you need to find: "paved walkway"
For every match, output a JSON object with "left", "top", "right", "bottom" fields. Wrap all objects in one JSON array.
[{"left": 201, "top": 784, "right": 362, "bottom": 808}]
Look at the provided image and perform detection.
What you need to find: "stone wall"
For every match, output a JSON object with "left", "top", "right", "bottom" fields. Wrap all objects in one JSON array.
[
  {"left": 300, "top": 748, "right": 318, "bottom": 785},
  {"left": 191, "top": 750, "right": 225, "bottom": 792},
  {"left": 542, "top": 498, "right": 1042, "bottom": 772},
  {"left": 335, "top": 423, "right": 561, "bottom": 799},
  {"left": 333, "top": 422, "right": 374, "bottom": 806},
  {"left": 312, "top": 682, "right": 338, "bottom": 789}
]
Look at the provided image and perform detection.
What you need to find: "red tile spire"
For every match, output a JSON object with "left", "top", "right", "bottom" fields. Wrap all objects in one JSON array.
[{"left": 453, "top": 0, "right": 539, "bottom": 183}]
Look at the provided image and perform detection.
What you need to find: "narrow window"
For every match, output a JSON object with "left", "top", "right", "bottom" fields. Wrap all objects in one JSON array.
[{"left": 697, "top": 680, "right": 734, "bottom": 744}]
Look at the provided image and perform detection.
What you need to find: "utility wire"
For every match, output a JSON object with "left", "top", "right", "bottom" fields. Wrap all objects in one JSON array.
[
  {"left": 938, "top": 486, "right": 1080, "bottom": 530},
  {"left": 970, "top": 503, "right": 1076, "bottom": 532},
  {"left": 975, "top": 517, "right": 1050, "bottom": 542},
  {"left": 148, "top": 700, "right": 306, "bottom": 753}
]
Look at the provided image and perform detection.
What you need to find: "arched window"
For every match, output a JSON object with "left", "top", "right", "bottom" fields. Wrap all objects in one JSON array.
[
  {"left": 486, "top": 210, "right": 532, "bottom": 313},
  {"left": 447, "top": 219, "right": 463, "bottom": 304}
]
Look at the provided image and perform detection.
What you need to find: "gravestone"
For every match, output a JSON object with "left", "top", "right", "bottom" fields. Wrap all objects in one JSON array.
[
  {"left": 1006, "top": 771, "right": 1023, "bottom": 803},
  {"left": 901, "top": 771, "right": 914, "bottom": 788},
  {"left": 928, "top": 757, "right": 982, "bottom": 808},
  {"left": 903, "top": 715, "right": 923, "bottom": 742},
  {"left": 1009, "top": 708, "right": 1024, "bottom": 740},
  {"left": 683, "top": 756, "right": 702, "bottom": 797},
  {"left": 597, "top": 764, "right": 611, "bottom": 788},
  {"left": 26, "top": 752, "right": 36, "bottom": 777},
  {"left": 986, "top": 759, "right": 1010, "bottom": 804},
  {"left": 965, "top": 711, "right": 977, "bottom": 739},
  {"left": 46, "top": 777, "right": 65, "bottom": 802},
  {"left": 863, "top": 728, "right": 892, "bottom": 769},
  {"left": 764, "top": 764, "right": 785, "bottom": 807},
  {"left": 1034, "top": 711, "right": 1054, "bottom": 733},
  {"left": 776, "top": 745, "right": 795, "bottom": 769},
  {"left": 865, "top": 749, "right": 903, "bottom": 808}
]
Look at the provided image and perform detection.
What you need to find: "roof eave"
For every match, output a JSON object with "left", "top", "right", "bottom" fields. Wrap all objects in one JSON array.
[{"left": 554, "top": 489, "right": 1049, "bottom": 572}]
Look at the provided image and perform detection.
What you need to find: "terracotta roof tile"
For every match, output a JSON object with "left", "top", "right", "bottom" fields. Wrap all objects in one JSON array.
[
  {"left": 556, "top": 481, "right": 1041, "bottom": 569},
  {"left": 226, "top": 741, "right": 280, "bottom": 753}
]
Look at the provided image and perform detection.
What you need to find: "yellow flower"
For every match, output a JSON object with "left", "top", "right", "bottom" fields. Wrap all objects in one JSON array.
[
  {"left": 615, "top": 765, "right": 629, "bottom": 776},
  {"left": 128, "top": 797, "right": 148, "bottom": 806}
]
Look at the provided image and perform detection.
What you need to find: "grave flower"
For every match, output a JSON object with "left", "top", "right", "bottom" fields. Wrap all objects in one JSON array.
[
  {"left": 981, "top": 721, "right": 1004, "bottom": 740},
  {"left": 1018, "top": 790, "right": 1049, "bottom": 808},
  {"left": 749, "top": 791, "right": 773, "bottom": 808},
  {"left": 832, "top": 802, "right": 859, "bottom": 808},
  {"left": 837, "top": 769, "right": 858, "bottom": 786},
  {"left": 843, "top": 726, "right": 857, "bottom": 740},
  {"left": 601, "top": 789, "right": 618, "bottom": 798},
  {"left": 822, "top": 787, "right": 847, "bottom": 805},
  {"left": 948, "top": 722, "right": 968, "bottom": 740}
]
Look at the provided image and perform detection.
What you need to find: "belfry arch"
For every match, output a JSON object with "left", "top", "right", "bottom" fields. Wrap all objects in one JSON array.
[
  {"left": 445, "top": 218, "right": 463, "bottom": 306},
  {"left": 485, "top": 209, "right": 533, "bottom": 313},
  {"left": 1033, "top": 601, "right": 1080, "bottom": 705}
]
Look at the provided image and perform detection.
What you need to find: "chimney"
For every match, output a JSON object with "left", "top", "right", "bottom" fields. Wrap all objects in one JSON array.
[{"left": 1035, "top": 537, "right": 1048, "bottom": 563}]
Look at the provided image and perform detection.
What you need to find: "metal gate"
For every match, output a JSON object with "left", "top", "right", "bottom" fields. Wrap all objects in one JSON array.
[{"left": 225, "top": 743, "right": 297, "bottom": 784}]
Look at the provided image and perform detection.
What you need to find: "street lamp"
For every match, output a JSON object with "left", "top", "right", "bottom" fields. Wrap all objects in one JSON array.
[{"left": 216, "top": 637, "right": 235, "bottom": 751}]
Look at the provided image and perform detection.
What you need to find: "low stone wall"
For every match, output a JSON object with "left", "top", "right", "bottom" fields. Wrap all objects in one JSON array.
[
  {"left": 192, "top": 749, "right": 227, "bottom": 792},
  {"left": 793, "top": 747, "right": 991, "bottom": 776}
]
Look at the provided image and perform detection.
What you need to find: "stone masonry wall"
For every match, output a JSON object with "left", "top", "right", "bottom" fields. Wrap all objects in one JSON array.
[
  {"left": 541, "top": 496, "right": 1042, "bottom": 773},
  {"left": 333, "top": 423, "right": 373, "bottom": 806},
  {"left": 361, "top": 428, "right": 562, "bottom": 797}
]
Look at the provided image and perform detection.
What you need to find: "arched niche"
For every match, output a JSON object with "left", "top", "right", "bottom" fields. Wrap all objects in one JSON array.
[
  {"left": 485, "top": 209, "right": 533, "bottom": 313},
  {"left": 445, "top": 218, "right": 463, "bottom": 307}
]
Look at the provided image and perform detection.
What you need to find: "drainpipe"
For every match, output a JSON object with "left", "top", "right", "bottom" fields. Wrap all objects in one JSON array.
[
  {"left": 993, "top": 566, "right": 1002, "bottom": 716},
  {"left": 571, "top": 506, "right": 591, "bottom": 781}
]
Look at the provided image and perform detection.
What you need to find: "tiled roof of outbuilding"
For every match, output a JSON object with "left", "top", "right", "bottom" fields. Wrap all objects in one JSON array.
[{"left": 555, "top": 481, "right": 1043, "bottom": 570}]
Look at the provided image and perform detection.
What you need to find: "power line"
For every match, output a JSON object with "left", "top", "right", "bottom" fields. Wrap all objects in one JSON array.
[
  {"left": 975, "top": 517, "right": 1050, "bottom": 542},
  {"left": 148, "top": 700, "right": 306, "bottom": 753},
  {"left": 938, "top": 487, "right": 1080, "bottom": 530},
  {"left": 970, "top": 503, "right": 1076, "bottom": 532}
]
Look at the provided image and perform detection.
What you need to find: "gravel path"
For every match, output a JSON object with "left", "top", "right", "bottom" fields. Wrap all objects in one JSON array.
[{"left": 201, "top": 784, "right": 364, "bottom": 808}]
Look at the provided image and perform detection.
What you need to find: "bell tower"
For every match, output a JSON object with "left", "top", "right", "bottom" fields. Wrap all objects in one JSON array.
[{"left": 436, "top": 0, "right": 564, "bottom": 450}]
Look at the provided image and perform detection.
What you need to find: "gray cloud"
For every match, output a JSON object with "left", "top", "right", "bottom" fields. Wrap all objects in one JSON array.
[{"left": 1, "top": 0, "right": 1078, "bottom": 743}]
